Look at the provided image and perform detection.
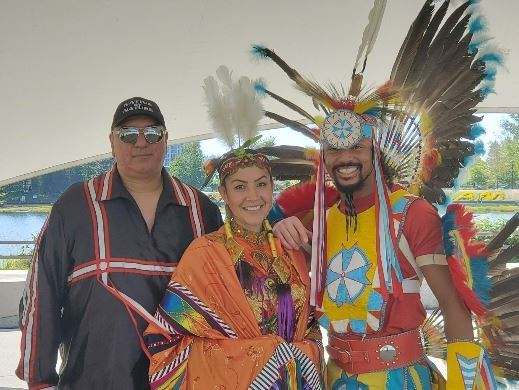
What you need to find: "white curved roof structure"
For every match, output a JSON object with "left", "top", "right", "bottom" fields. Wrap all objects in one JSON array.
[{"left": 1, "top": 0, "right": 517, "bottom": 185}]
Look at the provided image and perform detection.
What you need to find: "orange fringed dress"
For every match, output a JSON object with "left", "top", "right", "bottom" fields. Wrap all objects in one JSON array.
[{"left": 144, "top": 224, "right": 325, "bottom": 389}]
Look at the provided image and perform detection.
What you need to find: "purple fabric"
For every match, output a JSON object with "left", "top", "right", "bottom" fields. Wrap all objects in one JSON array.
[
  {"left": 252, "top": 275, "right": 266, "bottom": 298},
  {"left": 279, "top": 365, "right": 287, "bottom": 386},
  {"left": 278, "top": 289, "right": 296, "bottom": 342},
  {"left": 271, "top": 380, "right": 282, "bottom": 390},
  {"left": 237, "top": 263, "right": 296, "bottom": 341},
  {"left": 251, "top": 275, "right": 268, "bottom": 334}
]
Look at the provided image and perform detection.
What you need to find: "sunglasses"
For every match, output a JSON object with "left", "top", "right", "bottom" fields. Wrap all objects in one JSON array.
[{"left": 112, "top": 125, "right": 166, "bottom": 144}]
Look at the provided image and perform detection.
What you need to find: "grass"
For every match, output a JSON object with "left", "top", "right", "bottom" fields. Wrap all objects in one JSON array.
[
  {"left": 0, "top": 204, "right": 52, "bottom": 214},
  {"left": 465, "top": 205, "right": 519, "bottom": 213}
]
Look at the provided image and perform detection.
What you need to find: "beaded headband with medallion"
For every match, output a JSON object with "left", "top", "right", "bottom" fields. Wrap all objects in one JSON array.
[{"left": 321, "top": 110, "right": 376, "bottom": 149}]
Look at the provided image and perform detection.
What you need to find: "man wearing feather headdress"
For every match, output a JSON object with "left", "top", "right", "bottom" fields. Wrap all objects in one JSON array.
[
  {"left": 253, "top": 0, "right": 502, "bottom": 388},
  {"left": 271, "top": 84, "right": 486, "bottom": 389}
]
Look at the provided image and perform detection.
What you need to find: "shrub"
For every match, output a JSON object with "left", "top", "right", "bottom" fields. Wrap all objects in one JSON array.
[
  {"left": 475, "top": 218, "right": 519, "bottom": 246},
  {"left": 0, "top": 258, "right": 31, "bottom": 270}
]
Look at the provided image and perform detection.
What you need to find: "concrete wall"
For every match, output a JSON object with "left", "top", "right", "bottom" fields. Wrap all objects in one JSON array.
[{"left": 0, "top": 271, "right": 27, "bottom": 328}]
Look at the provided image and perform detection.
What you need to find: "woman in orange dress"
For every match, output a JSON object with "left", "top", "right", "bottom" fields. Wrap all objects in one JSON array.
[{"left": 144, "top": 149, "right": 325, "bottom": 389}]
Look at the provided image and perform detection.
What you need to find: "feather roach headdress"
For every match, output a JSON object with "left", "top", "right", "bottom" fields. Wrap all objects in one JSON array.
[
  {"left": 252, "top": 0, "right": 502, "bottom": 204},
  {"left": 251, "top": 0, "right": 513, "bottom": 380},
  {"left": 250, "top": 0, "right": 502, "bottom": 307}
]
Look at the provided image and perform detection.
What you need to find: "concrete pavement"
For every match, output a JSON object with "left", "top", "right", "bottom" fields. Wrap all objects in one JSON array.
[
  {"left": 0, "top": 271, "right": 26, "bottom": 329},
  {"left": 0, "top": 271, "right": 27, "bottom": 389},
  {"left": 0, "top": 330, "right": 26, "bottom": 389}
]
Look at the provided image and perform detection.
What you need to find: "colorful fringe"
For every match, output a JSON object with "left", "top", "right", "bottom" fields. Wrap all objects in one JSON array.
[
  {"left": 441, "top": 204, "right": 491, "bottom": 317},
  {"left": 249, "top": 343, "right": 322, "bottom": 389}
]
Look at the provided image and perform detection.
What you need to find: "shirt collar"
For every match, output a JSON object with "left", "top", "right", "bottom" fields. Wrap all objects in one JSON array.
[{"left": 99, "top": 165, "right": 183, "bottom": 207}]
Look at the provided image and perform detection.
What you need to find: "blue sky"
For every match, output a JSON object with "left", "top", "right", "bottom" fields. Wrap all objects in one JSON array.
[
  {"left": 201, "top": 113, "right": 510, "bottom": 158},
  {"left": 479, "top": 113, "right": 509, "bottom": 145}
]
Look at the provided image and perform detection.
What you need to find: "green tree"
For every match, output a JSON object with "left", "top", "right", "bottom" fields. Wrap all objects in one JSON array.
[
  {"left": 76, "top": 159, "right": 114, "bottom": 180},
  {"left": 468, "top": 158, "right": 491, "bottom": 188},
  {"left": 501, "top": 113, "right": 519, "bottom": 139},
  {"left": 503, "top": 142, "right": 518, "bottom": 188},
  {"left": 464, "top": 115, "right": 519, "bottom": 189},
  {"left": 501, "top": 114, "right": 519, "bottom": 188},
  {"left": 169, "top": 142, "right": 205, "bottom": 188},
  {"left": 485, "top": 140, "right": 506, "bottom": 189}
]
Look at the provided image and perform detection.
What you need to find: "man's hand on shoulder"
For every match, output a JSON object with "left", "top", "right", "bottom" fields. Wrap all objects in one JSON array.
[{"left": 273, "top": 216, "right": 312, "bottom": 251}]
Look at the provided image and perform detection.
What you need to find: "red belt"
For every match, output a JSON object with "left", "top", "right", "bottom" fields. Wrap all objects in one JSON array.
[{"left": 326, "top": 329, "right": 425, "bottom": 374}]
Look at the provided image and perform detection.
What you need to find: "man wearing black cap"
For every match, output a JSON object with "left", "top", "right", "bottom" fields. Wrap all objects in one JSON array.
[{"left": 17, "top": 97, "right": 223, "bottom": 389}]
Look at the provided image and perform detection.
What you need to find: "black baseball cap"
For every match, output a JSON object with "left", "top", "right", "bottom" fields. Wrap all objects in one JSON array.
[{"left": 111, "top": 97, "right": 165, "bottom": 128}]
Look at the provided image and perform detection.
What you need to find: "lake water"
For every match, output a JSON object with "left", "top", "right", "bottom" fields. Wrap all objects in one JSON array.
[
  {"left": 473, "top": 212, "right": 516, "bottom": 222},
  {"left": 0, "top": 213, "right": 48, "bottom": 256},
  {"left": 0, "top": 211, "right": 516, "bottom": 256}
]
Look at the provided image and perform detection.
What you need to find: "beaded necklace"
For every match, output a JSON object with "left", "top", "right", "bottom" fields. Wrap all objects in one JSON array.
[
  {"left": 224, "top": 216, "right": 295, "bottom": 341},
  {"left": 224, "top": 218, "right": 291, "bottom": 283}
]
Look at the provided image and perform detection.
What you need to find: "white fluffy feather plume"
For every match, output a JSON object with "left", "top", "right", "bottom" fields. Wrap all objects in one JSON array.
[
  {"left": 232, "top": 76, "right": 264, "bottom": 145},
  {"left": 203, "top": 74, "right": 234, "bottom": 147},
  {"left": 216, "top": 65, "right": 233, "bottom": 90},
  {"left": 203, "top": 65, "right": 264, "bottom": 148}
]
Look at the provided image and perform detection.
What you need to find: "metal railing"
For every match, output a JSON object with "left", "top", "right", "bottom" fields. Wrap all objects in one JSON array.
[{"left": 1, "top": 233, "right": 517, "bottom": 261}]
